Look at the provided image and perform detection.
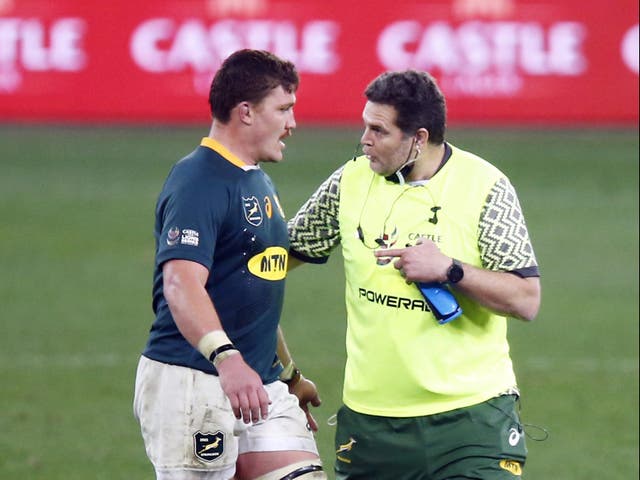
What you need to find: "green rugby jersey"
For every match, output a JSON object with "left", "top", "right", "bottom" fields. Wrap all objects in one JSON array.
[{"left": 145, "top": 138, "right": 289, "bottom": 383}]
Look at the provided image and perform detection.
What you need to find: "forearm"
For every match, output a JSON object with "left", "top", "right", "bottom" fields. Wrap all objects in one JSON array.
[
  {"left": 454, "top": 263, "right": 541, "bottom": 321},
  {"left": 276, "top": 326, "right": 302, "bottom": 379},
  {"left": 276, "top": 325, "right": 322, "bottom": 430},
  {"left": 276, "top": 326, "right": 294, "bottom": 368}
]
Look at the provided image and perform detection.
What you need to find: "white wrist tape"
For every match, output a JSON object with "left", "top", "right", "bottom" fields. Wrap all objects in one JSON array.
[{"left": 197, "top": 330, "right": 232, "bottom": 361}]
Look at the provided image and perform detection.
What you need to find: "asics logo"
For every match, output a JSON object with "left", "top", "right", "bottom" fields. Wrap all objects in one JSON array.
[{"left": 508, "top": 427, "right": 521, "bottom": 446}]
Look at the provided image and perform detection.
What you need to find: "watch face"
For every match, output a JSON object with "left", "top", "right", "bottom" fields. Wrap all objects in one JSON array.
[{"left": 447, "top": 261, "right": 464, "bottom": 283}]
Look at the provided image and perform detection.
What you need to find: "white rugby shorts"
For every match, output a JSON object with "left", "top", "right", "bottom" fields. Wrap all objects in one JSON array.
[{"left": 133, "top": 356, "right": 319, "bottom": 480}]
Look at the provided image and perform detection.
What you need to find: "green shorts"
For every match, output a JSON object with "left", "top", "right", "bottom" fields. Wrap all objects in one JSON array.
[{"left": 334, "top": 395, "right": 527, "bottom": 480}]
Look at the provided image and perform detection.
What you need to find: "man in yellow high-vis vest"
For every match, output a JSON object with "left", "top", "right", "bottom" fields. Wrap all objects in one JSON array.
[{"left": 287, "top": 70, "right": 541, "bottom": 479}]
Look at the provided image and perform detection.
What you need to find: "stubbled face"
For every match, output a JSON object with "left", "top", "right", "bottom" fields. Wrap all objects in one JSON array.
[
  {"left": 251, "top": 85, "right": 297, "bottom": 164},
  {"left": 360, "top": 101, "right": 415, "bottom": 177}
]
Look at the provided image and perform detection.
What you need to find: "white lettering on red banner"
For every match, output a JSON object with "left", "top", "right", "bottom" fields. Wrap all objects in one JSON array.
[
  {"left": 0, "top": 1, "right": 636, "bottom": 124},
  {"left": 377, "top": 20, "right": 587, "bottom": 96},
  {"left": 0, "top": 17, "right": 86, "bottom": 92},
  {"left": 621, "top": 24, "right": 639, "bottom": 74},
  {"left": 130, "top": 18, "right": 340, "bottom": 76}
]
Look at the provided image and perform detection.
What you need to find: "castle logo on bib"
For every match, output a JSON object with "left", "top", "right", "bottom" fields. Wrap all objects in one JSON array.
[
  {"left": 194, "top": 431, "right": 224, "bottom": 463},
  {"left": 243, "top": 196, "right": 263, "bottom": 226},
  {"left": 248, "top": 246, "right": 287, "bottom": 280}
]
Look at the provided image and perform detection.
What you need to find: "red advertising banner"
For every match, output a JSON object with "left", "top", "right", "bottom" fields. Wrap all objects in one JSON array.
[{"left": 0, "top": 0, "right": 637, "bottom": 125}]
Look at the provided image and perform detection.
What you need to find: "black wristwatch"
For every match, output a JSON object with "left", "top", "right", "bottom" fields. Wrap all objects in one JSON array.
[{"left": 446, "top": 259, "right": 464, "bottom": 284}]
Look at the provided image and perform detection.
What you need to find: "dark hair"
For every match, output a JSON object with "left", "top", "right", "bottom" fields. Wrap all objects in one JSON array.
[
  {"left": 364, "top": 70, "right": 446, "bottom": 144},
  {"left": 209, "top": 49, "right": 299, "bottom": 123}
]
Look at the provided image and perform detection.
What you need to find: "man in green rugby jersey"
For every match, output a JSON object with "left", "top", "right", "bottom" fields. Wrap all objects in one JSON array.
[{"left": 134, "top": 49, "right": 326, "bottom": 480}]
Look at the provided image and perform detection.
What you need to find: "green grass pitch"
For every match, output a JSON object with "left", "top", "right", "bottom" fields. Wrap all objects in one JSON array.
[{"left": 0, "top": 125, "right": 637, "bottom": 479}]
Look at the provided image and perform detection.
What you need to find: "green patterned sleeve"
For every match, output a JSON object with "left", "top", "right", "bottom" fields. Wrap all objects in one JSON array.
[
  {"left": 478, "top": 177, "right": 539, "bottom": 277},
  {"left": 287, "top": 166, "right": 344, "bottom": 262}
]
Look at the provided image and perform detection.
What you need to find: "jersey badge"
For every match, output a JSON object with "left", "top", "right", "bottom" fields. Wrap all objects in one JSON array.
[
  {"left": 166, "top": 226, "right": 181, "bottom": 246},
  {"left": 243, "top": 196, "right": 263, "bottom": 226},
  {"left": 193, "top": 430, "right": 225, "bottom": 463},
  {"left": 374, "top": 226, "right": 399, "bottom": 265}
]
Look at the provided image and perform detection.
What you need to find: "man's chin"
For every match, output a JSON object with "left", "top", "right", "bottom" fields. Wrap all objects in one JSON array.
[
  {"left": 260, "top": 153, "right": 283, "bottom": 164},
  {"left": 368, "top": 160, "right": 386, "bottom": 176}
]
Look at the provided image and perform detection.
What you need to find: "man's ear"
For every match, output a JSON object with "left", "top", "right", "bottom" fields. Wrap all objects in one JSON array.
[
  {"left": 416, "top": 127, "right": 429, "bottom": 148},
  {"left": 237, "top": 102, "right": 252, "bottom": 125}
]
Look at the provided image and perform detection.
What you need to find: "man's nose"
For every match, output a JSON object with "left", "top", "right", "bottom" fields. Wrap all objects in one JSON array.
[{"left": 287, "top": 112, "right": 296, "bottom": 131}]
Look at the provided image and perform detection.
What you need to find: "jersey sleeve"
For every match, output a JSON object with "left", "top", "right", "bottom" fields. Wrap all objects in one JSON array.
[
  {"left": 287, "top": 166, "right": 344, "bottom": 263},
  {"left": 155, "top": 176, "right": 227, "bottom": 270},
  {"left": 478, "top": 177, "right": 539, "bottom": 277}
]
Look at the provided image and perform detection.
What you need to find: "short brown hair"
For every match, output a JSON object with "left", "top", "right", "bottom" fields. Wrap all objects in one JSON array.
[
  {"left": 209, "top": 49, "right": 299, "bottom": 123},
  {"left": 365, "top": 70, "right": 446, "bottom": 144}
]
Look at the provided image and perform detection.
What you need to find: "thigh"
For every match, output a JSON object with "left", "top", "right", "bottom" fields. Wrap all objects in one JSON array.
[
  {"left": 236, "top": 381, "right": 321, "bottom": 479},
  {"left": 237, "top": 381, "right": 319, "bottom": 455},
  {"left": 134, "top": 356, "right": 238, "bottom": 479},
  {"left": 334, "top": 406, "right": 426, "bottom": 480},
  {"left": 431, "top": 395, "right": 528, "bottom": 480}
]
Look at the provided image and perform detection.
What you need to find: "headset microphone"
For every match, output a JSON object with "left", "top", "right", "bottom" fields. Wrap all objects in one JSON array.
[{"left": 351, "top": 142, "right": 363, "bottom": 161}]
